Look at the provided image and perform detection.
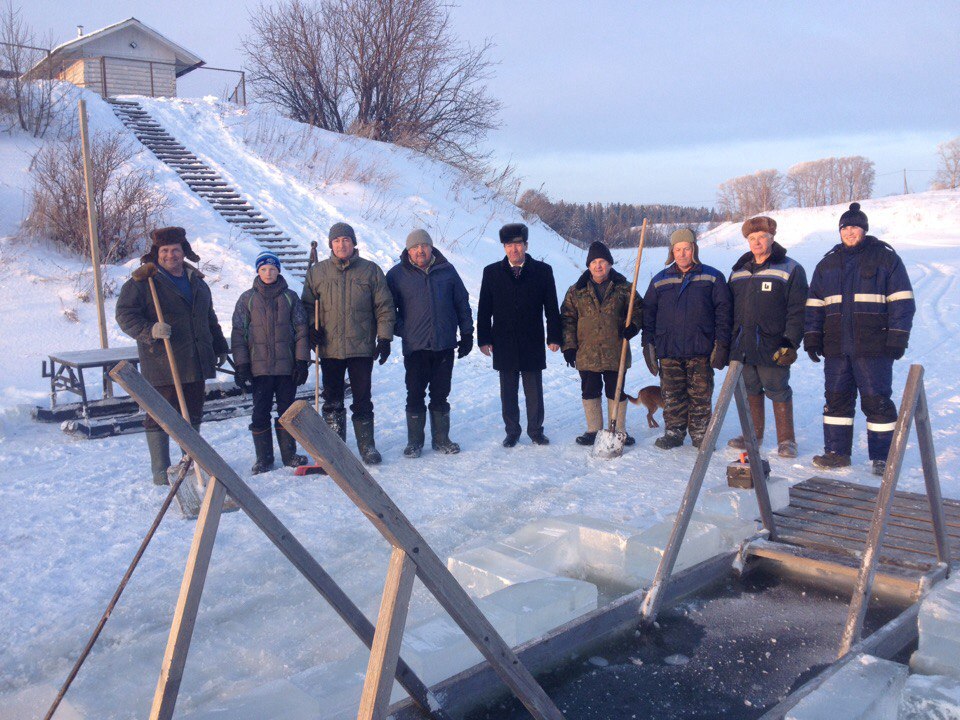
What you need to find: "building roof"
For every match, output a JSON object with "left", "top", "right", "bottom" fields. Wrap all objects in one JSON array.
[{"left": 24, "top": 17, "right": 204, "bottom": 80}]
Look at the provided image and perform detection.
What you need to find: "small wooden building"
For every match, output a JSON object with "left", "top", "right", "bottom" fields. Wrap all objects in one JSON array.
[{"left": 24, "top": 18, "right": 203, "bottom": 98}]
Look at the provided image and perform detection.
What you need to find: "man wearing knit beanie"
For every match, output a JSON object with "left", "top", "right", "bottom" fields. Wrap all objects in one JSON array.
[
  {"left": 805, "top": 202, "right": 916, "bottom": 475},
  {"left": 387, "top": 229, "right": 473, "bottom": 458},
  {"left": 301, "top": 222, "right": 395, "bottom": 465},
  {"left": 727, "top": 216, "right": 808, "bottom": 458}
]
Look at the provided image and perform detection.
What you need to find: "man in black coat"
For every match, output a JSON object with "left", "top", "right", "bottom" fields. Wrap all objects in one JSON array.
[{"left": 477, "top": 223, "right": 562, "bottom": 447}]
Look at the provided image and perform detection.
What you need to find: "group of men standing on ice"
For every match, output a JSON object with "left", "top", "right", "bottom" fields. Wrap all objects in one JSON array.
[{"left": 115, "top": 200, "right": 915, "bottom": 484}]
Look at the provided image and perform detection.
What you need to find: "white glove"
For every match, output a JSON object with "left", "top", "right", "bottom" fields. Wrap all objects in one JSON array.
[{"left": 151, "top": 322, "right": 171, "bottom": 340}]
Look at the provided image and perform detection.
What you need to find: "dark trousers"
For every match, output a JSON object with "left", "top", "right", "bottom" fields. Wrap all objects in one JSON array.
[
  {"left": 579, "top": 370, "right": 627, "bottom": 401},
  {"left": 143, "top": 380, "right": 205, "bottom": 431},
  {"left": 823, "top": 355, "right": 896, "bottom": 460},
  {"left": 321, "top": 356, "right": 374, "bottom": 419},
  {"left": 499, "top": 369, "right": 544, "bottom": 438},
  {"left": 250, "top": 374, "right": 297, "bottom": 432},
  {"left": 404, "top": 349, "right": 454, "bottom": 413},
  {"left": 742, "top": 364, "right": 792, "bottom": 403},
  {"left": 660, "top": 356, "right": 714, "bottom": 441}
]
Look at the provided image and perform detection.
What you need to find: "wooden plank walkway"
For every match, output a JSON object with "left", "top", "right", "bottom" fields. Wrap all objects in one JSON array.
[{"left": 772, "top": 476, "right": 960, "bottom": 577}]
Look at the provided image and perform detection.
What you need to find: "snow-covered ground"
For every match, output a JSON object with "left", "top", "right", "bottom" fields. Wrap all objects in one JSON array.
[{"left": 1, "top": 91, "right": 958, "bottom": 718}]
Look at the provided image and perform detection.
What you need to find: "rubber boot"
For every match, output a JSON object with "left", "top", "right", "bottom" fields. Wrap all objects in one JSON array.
[
  {"left": 404, "top": 411, "right": 426, "bottom": 458},
  {"left": 353, "top": 415, "right": 382, "bottom": 465},
  {"left": 607, "top": 398, "right": 635, "bottom": 446},
  {"left": 323, "top": 407, "right": 347, "bottom": 442},
  {"left": 146, "top": 429, "right": 171, "bottom": 485},
  {"left": 430, "top": 409, "right": 460, "bottom": 454},
  {"left": 275, "top": 421, "right": 307, "bottom": 467},
  {"left": 576, "top": 398, "right": 603, "bottom": 446},
  {"left": 728, "top": 394, "right": 765, "bottom": 450},
  {"left": 773, "top": 399, "right": 797, "bottom": 458},
  {"left": 251, "top": 426, "right": 275, "bottom": 474}
]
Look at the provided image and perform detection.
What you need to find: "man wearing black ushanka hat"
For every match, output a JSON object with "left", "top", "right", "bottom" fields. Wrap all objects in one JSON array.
[
  {"left": 477, "top": 223, "right": 562, "bottom": 447},
  {"left": 116, "top": 226, "right": 229, "bottom": 485}
]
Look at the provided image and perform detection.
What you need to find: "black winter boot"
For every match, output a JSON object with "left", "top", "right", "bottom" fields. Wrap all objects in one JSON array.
[
  {"left": 275, "top": 422, "right": 307, "bottom": 467},
  {"left": 404, "top": 411, "right": 426, "bottom": 458},
  {"left": 430, "top": 409, "right": 460, "bottom": 454},
  {"left": 353, "top": 416, "right": 382, "bottom": 465},
  {"left": 812, "top": 451, "right": 851, "bottom": 469},
  {"left": 323, "top": 407, "right": 348, "bottom": 442},
  {"left": 146, "top": 429, "right": 171, "bottom": 485},
  {"left": 251, "top": 426, "right": 275, "bottom": 474},
  {"left": 655, "top": 431, "right": 684, "bottom": 450}
]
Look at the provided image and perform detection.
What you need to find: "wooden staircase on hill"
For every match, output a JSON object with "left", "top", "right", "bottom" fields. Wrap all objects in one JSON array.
[{"left": 107, "top": 99, "right": 310, "bottom": 280}]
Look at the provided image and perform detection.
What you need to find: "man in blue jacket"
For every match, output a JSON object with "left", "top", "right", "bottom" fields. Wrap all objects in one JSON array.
[
  {"left": 804, "top": 203, "right": 915, "bottom": 475},
  {"left": 387, "top": 229, "right": 473, "bottom": 458},
  {"left": 642, "top": 228, "right": 733, "bottom": 450}
]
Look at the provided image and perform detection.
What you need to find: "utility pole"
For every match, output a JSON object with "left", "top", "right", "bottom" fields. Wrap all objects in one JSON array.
[{"left": 903, "top": 169, "right": 909, "bottom": 195}]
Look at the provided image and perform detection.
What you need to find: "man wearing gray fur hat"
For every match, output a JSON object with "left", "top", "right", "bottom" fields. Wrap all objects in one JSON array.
[
  {"left": 386, "top": 229, "right": 473, "bottom": 458},
  {"left": 301, "top": 222, "right": 395, "bottom": 465}
]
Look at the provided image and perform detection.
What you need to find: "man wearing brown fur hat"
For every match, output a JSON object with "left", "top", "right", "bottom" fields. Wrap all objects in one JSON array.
[
  {"left": 116, "top": 227, "right": 228, "bottom": 485},
  {"left": 727, "top": 216, "right": 808, "bottom": 458}
]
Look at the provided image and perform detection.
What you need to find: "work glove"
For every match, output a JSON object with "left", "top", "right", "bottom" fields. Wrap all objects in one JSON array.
[
  {"left": 292, "top": 360, "right": 309, "bottom": 386},
  {"left": 806, "top": 350, "right": 822, "bottom": 363},
  {"left": 234, "top": 363, "right": 253, "bottom": 392},
  {"left": 457, "top": 334, "right": 473, "bottom": 359},
  {"left": 151, "top": 322, "right": 171, "bottom": 340},
  {"left": 309, "top": 325, "right": 326, "bottom": 349},
  {"left": 772, "top": 343, "right": 798, "bottom": 367},
  {"left": 710, "top": 342, "right": 729, "bottom": 370},
  {"left": 618, "top": 324, "right": 640, "bottom": 340},
  {"left": 563, "top": 348, "right": 577, "bottom": 368},
  {"left": 803, "top": 333, "right": 822, "bottom": 363},
  {"left": 643, "top": 343, "right": 659, "bottom": 376},
  {"left": 376, "top": 338, "right": 391, "bottom": 365},
  {"left": 886, "top": 345, "right": 906, "bottom": 360}
]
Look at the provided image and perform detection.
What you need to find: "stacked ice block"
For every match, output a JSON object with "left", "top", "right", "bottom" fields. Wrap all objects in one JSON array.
[
  {"left": 786, "top": 654, "right": 907, "bottom": 720},
  {"left": 897, "top": 673, "right": 960, "bottom": 719},
  {"left": 910, "top": 574, "right": 960, "bottom": 680}
]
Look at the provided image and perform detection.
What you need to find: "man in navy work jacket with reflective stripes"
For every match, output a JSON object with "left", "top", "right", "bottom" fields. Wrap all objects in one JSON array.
[
  {"left": 642, "top": 228, "right": 733, "bottom": 450},
  {"left": 804, "top": 202, "right": 916, "bottom": 475},
  {"left": 727, "top": 216, "right": 808, "bottom": 459}
]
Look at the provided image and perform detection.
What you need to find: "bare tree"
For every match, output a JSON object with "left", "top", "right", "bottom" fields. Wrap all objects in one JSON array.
[
  {"left": 22, "top": 131, "right": 169, "bottom": 262},
  {"left": 0, "top": 0, "right": 58, "bottom": 137},
  {"left": 787, "top": 155, "right": 874, "bottom": 207},
  {"left": 933, "top": 137, "right": 960, "bottom": 190},
  {"left": 717, "top": 169, "right": 784, "bottom": 220},
  {"left": 242, "top": 0, "right": 500, "bottom": 169}
]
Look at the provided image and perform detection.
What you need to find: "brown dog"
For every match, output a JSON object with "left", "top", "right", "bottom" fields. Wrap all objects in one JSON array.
[{"left": 625, "top": 385, "right": 663, "bottom": 428}]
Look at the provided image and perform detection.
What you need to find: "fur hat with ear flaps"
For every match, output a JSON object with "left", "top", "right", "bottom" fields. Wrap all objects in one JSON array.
[
  {"left": 742, "top": 216, "right": 777, "bottom": 238},
  {"left": 140, "top": 226, "right": 200, "bottom": 264},
  {"left": 499, "top": 223, "right": 528, "bottom": 244},
  {"left": 665, "top": 227, "right": 700, "bottom": 266}
]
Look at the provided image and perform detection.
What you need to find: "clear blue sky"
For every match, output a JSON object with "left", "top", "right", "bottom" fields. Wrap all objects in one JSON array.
[{"left": 22, "top": 0, "right": 959, "bottom": 206}]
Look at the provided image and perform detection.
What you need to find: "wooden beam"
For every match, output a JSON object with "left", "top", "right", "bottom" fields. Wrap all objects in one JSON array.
[
  {"left": 915, "top": 380, "right": 953, "bottom": 568},
  {"left": 733, "top": 376, "right": 777, "bottom": 537},
  {"left": 358, "top": 548, "right": 417, "bottom": 720},
  {"left": 150, "top": 476, "right": 226, "bottom": 720},
  {"left": 109, "top": 361, "right": 447, "bottom": 720},
  {"left": 280, "top": 400, "right": 565, "bottom": 720}
]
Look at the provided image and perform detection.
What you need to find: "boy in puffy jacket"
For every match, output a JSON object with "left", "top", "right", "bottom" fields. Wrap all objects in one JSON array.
[{"left": 232, "top": 251, "right": 311, "bottom": 473}]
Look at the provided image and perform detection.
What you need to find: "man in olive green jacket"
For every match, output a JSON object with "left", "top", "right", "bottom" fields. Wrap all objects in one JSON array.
[
  {"left": 561, "top": 241, "right": 642, "bottom": 446},
  {"left": 301, "top": 222, "right": 395, "bottom": 464}
]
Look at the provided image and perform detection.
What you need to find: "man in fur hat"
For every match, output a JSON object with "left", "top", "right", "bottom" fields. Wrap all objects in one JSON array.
[
  {"left": 727, "top": 216, "right": 808, "bottom": 458},
  {"left": 642, "top": 228, "right": 732, "bottom": 450},
  {"left": 116, "top": 227, "right": 229, "bottom": 485}
]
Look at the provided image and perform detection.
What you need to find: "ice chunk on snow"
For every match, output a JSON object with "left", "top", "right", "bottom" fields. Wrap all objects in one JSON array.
[
  {"left": 182, "top": 679, "right": 321, "bottom": 719},
  {"left": 480, "top": 577, "right": 597, "bottom": 646},
  {"left": 914, "top": 576, "right": 960, "bottom": 676},
  {"left": 898, "top": 673, "right": 960, "bottom": 719},
  {"left": 447, "top": 546, "right": 553, "bottom": 598},
  {"left": 786, "top": 654, "right": 906, "bottom": 720},
  {"left": 624, "top": 517, "right": 724, "bottom": 586},
  {"left": 0, "top": 685, "right": 85, "bottom": 720},
  {"left": 700, "top": 476, "right": 790, "bottom": 522}
]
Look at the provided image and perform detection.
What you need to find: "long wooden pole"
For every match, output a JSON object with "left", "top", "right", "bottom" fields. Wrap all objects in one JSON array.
[
  {"left": 78, "top": 98, "right": 112, "bottom": 398},
  {"left": 609, "top": 219, "right": 646, "bottom": 434},
  {"left": 315, "top": 300, "right": 321, "bottom": 410}
]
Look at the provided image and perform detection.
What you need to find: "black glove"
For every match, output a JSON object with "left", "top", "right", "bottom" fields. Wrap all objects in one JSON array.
[
  {"left": 309, "top": 325, "right": 326, "bottom": 349},
  {"left": 376, "top": 338, "right": 391, "bottom": 365},
  {"left": 644, "top": 343, "right": 659, "bottom": 376},
  {"left": 563, "top": 348, "right": 577, "bottom": 368},
  {"left": 710, "top": 342, "right": 729, "bottom": 370},
  {"left": 235, "top": 363, "right": 253, "bottom": 392},
  {"left": 886, "top": 345, "right": 906, "bottom": 360},
  {"left": 292, "top": 360, "right": 309, "bottom": 386},
  {"left": 772, "top": 344, "right": 798, "bottom": 367},
  {"left": 457, "top": 334, "right": 473, "bottom": 359},
  {"left": 619, "top": 324, "right": 640, "bottom": 340},
  {"left": 806, "top": 349, "right": 822, "bottom": 363}
]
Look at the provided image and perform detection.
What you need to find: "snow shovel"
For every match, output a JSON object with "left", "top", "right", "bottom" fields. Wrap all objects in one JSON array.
[
  {"left": 593, "top": 219, "right": 647, "bottom": 459},
  {"left": 294, "top": 298, "right": 328, "bottom": 476}
]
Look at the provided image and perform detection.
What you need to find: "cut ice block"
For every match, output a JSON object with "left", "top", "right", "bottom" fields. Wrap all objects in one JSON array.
[
  {"left": 447, "top": 546, "right": 553, "bottom": 598},
  {"left": 400, "top": 612, "right": 484, "bottom": 685},
  {"left": 700, "top": 477, "right": 790, "bottom": 522},
  {"left": 181, "top": 679, "right": 321, "bottom": 719},
  {"left": 479, "top": 577, "right": 598, "bottom": 646},
  {"left": 693, "top": 510, "right": 759, "bottom": 549},
  {"left": 558, "top": 515, "right": 637, "bottom": 584},
  {"left": 898, "top": 673, "right": 960, "bottom": 719},
  {"left": 624, "top": 517, "right": 724, "bottom": 586},
  {"left": 786, "top": 654, "right": 907, "bottom": 720},
  {"left": 497, "top": 518, "right": 581, "bottom": 572},
  {"left": 915, "top": 577, "right": 960, "bottom": 673},
  {"left": 287, "top": 655, "right": 379, "bottom": 720},
  {"left": 0, "top": 685, "right": 85, "bottom": 720},
  {"left": 910, "top": 651, "right": 960, "bottom": 681}
]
